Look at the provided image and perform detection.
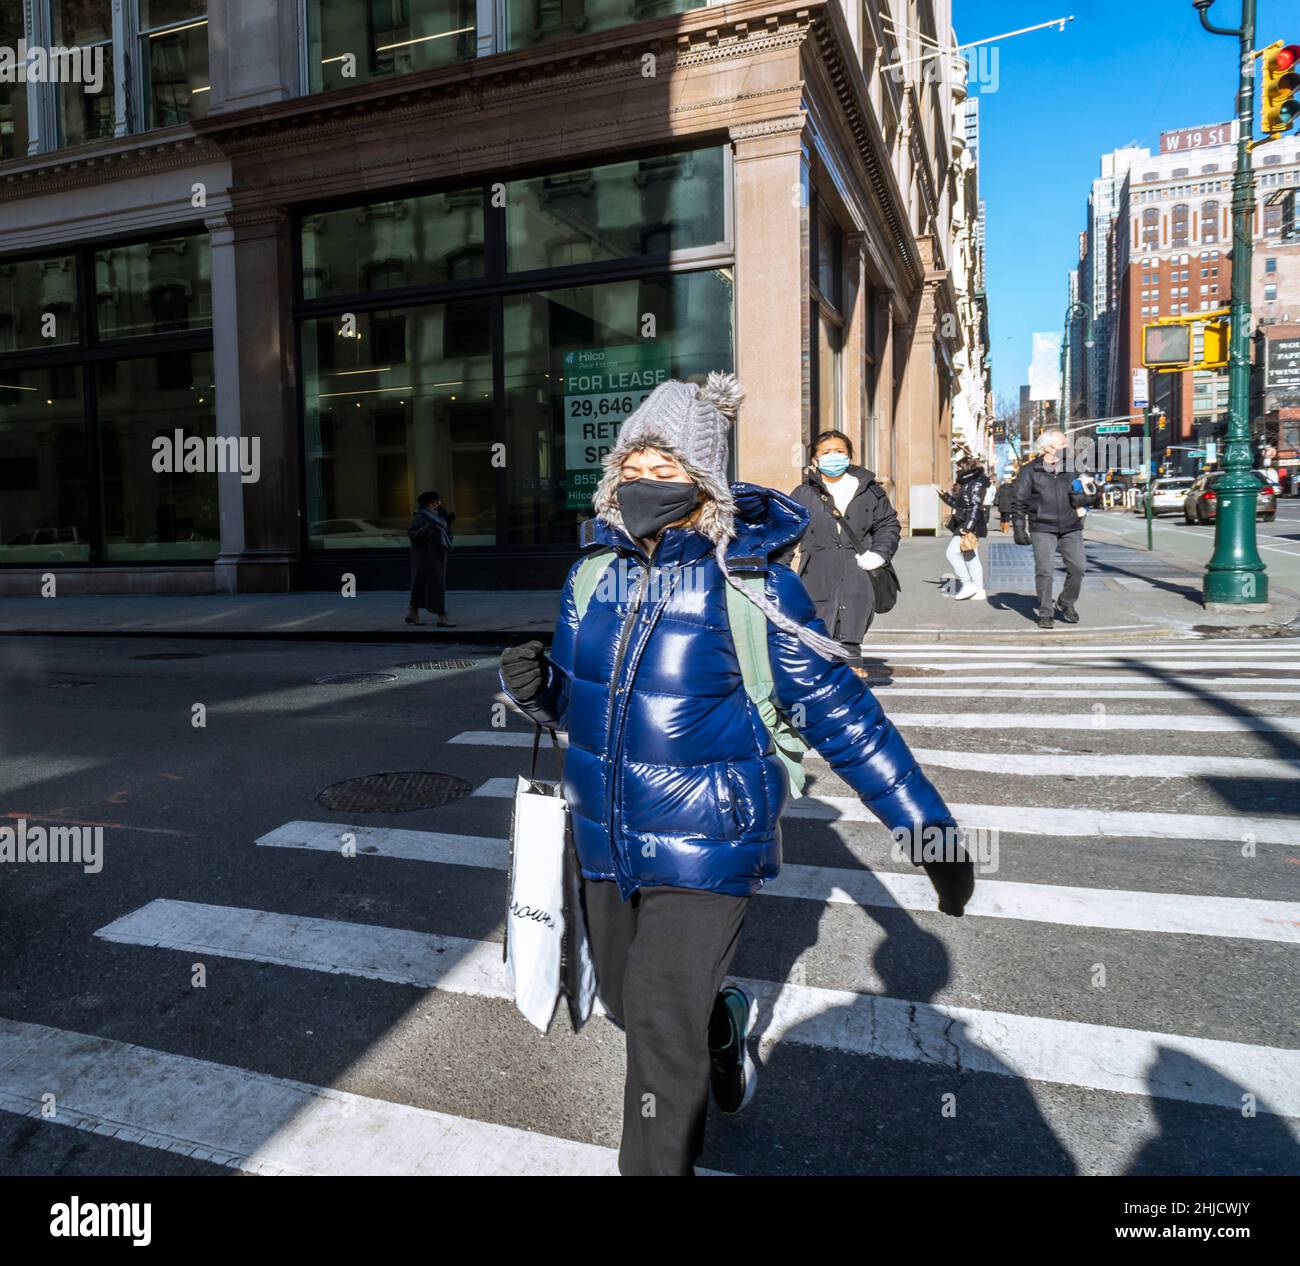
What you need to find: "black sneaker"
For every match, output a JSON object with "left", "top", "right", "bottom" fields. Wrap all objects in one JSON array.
[
  {"left": 1055, "top": 602, "right": 1080, "bottom": 624},
  {"left": 1037, "top": 615, "right": 1055, "bottom": 630},
  {"left": 708, "top": 983, "right": 758, "bottom": 1114}
]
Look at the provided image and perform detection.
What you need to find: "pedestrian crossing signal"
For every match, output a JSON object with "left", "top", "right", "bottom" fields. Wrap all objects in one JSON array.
[
  {"left": 1262, "top": 42, "right": 1300, "bottom": 136},
  {"left": 1142, "top": 323, "right": 1192, "bottom": 370}
]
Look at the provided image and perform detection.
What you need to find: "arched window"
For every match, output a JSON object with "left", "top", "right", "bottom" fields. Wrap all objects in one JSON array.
[
  {"left": 1200, "top": 201, "right": 1219, "bottom": 245},
  {"left": 1171, "top": 203, "right": 1190, "bottom": 247}
]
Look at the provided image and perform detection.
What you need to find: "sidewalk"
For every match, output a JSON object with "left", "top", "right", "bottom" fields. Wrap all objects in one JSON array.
[{"left": 1, "top": 518, "right": 1296, "bottom": 642}]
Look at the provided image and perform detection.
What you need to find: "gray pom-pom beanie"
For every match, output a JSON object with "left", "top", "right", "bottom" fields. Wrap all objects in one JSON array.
[{"left": 592, "top": 372, "right": 850, "bottom": 663}]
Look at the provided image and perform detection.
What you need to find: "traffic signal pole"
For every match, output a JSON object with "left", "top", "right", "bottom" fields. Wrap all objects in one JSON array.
[
  {"left": 1144, "top": 407, "right": 1154, "bottom": 552},
  {"left": 1194, "top": 0, "right": 1269, "bottom": 605}
]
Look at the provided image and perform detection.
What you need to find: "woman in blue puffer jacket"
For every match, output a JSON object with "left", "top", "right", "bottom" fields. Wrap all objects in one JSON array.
[{"left": 499, "top": 373, "right": 972, "bottom": 1177}]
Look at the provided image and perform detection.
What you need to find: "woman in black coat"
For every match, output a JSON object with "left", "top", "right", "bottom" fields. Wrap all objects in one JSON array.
[
  {"left": 406, "top": 490, "right": 456, "bottom": 627},
  {"left": 938, "top": 457, "right": 991, "bottom": 601},
  {"left": 787, "top": 430, "right": 901, "bottom": 646},
  {"left": 996, "top": 476, "right": 1016, "bottom": 533}
]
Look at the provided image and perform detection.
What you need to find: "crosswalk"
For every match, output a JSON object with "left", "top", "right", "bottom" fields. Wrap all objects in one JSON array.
[{"left": 5, "top": 637, "right": 1300, "bottom": 1174}]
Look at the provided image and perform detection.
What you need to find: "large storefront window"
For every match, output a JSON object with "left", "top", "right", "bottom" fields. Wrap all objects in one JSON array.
[
  {"left": 301, "top": 188, "right": 484, "bottom": 299},
  {"left": 0, "top": 232, "right": 214, "bottom": 566},
  {"left": 0, "top": 255, "right": 80, "bottom": 351},
  {"left": 505, "top": 0, "right": 696, "bottom": 50},
  {"left": 504, "top": 271, "right": 732, "bottom": 544},
  {"left": 0, "top": 366, "right": 89, "bottom": 564},
  {"left": 505, "top": 149, "right": 726, "bottom": 272},
  {"left": 305, "top": 0, "right": 476, "bottom": 93},
  {"left": 302, "top": 301, "right": 494, "bottom": 550},
  {"left": 98, "top": 351, "right": 218, "bottom": 560},
  {"left": 296, "top": 146, "right": 733, "bottom": 553}
]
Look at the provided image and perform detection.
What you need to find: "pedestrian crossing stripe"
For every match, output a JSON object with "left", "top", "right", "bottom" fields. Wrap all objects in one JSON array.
[
  {"left": 452, "top": 731, "right": 1300, "bottom": 782},
  {"left": 254, "top": 821, "right": 1300, "bottom": 943},
  {"left": 880, "top": 713, "right": 1300, "bottom": 733},
  {"left": 91, "top": 901, "right": 1300, "bottom": 1117},
  {"left": 0, "top": 1018, "right": 621, "bottom": 1177},
  {"left": 468, "top": 777, "right": 1300, "bottom": 845}
]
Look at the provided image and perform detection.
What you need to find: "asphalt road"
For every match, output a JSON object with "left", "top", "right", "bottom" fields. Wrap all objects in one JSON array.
[
  {"left": 1, "top": 633, "right": 1297, "bottom": 1176},
  {"left": 1091, "top": 496, "right": 1300, "bottom": 596}
]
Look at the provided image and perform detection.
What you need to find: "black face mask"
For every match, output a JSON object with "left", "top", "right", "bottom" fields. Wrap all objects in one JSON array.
[{"left": 616, "top": 479, "right": 700, "bottom": 542}]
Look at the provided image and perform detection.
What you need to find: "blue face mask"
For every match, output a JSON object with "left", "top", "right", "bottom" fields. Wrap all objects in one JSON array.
[{"left": 817, "top": 453, "right": 850, "bottom": 478}]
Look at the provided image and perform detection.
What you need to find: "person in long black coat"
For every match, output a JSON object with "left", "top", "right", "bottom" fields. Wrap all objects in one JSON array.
[
  {"left": 406, "top": 490, "right": 456, "bottom": 627},
  {"left": 787, "top": 430, "right": 901, "bottom": 646}
]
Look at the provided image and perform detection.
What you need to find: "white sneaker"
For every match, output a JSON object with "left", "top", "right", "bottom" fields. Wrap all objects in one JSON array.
[{"left": 954, "top": 584, "right": 984, "bottom": 600}]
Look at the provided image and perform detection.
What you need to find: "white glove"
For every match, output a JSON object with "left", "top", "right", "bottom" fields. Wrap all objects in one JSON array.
[{"left": 856, "top": 550, "right": 887, "bottom": 572}]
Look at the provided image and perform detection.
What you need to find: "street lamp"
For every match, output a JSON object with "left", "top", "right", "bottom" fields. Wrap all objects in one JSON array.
[
  {"left": 1060, "top": 300, "right": 1095, "bottom": 423},
  {"left": 1192, "top": 0, "right": 1268, "bottom": 606}
]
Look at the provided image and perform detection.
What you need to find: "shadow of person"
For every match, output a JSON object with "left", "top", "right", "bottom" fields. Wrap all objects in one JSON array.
[
  {"left": 699, "top": 811, "right": 1076, "bottom": 1175},
  {"left": 1125, "top": 1048, "right": 1300, "bottom": 1176},
  {"left": 985, "top": 591, "right": 1040, "bottom": 623}
]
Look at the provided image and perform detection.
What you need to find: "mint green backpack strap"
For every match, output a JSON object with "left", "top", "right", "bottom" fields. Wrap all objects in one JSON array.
[
  {"left": 572, "top": 549, "right": 615, "bottom": 620},
  {"left": 723, "top": 574, "right": 808, "bottom": 799}
]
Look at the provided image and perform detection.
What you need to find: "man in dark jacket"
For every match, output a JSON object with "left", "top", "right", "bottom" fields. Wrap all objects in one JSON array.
[
  {"left": 1012, "top": 431, "right": 1098, "bottom": 630},
  {"left": 499, "top": 374, "right": 972, "bottom": 1177}
]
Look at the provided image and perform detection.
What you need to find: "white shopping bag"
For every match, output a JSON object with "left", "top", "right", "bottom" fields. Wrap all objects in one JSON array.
[{"left": 504, "top": 728, "right": 596, "bottom": 1034}]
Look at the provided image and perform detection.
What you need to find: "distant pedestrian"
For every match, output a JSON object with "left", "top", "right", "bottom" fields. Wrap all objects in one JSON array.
[
  {"left": 788, "top": 431, "right": 901, "bottom": 649},
  {"left": 406, "top": 490, "right": 456, "bottom": 627},
  {"left": 996, "top": 477, "right": 1015, "bottom": 533},
  {"left": 1012, "top": 431, "right": 1099, "bottom": 630},
  {"left": 938, "top": 456, "right": 991, "bottom": 601}
]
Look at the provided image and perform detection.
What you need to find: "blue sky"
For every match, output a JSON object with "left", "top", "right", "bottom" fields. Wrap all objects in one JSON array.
[{"left": 955, "top": 0, "right": 1293, "bottom": 405}]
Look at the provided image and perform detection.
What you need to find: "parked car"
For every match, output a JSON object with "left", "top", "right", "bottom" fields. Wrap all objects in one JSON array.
[
  {"left": 1183, "top": 471, "right": 1277, "bottom": 524},
  {"left": 1132, "top": 477, "right": 1194, "bottom": 516}
]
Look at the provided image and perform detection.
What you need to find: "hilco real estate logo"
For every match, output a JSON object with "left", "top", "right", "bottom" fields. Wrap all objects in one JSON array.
[{"left": 0, "top": 42, "right": 106, "bottom": 95}]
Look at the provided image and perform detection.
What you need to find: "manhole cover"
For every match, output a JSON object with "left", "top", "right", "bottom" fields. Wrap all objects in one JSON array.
[
  {"left": 317, "top": 771, "right": 472, "bottom": 813},
  {"left": 314, "top": 672, "right": 400, "bottom": 685},
  {"left": 397, "top": 659, "right": 484, "bottom": 670},
  {"left": 131, "top": 652, "right": 206, "bottom": 660}
]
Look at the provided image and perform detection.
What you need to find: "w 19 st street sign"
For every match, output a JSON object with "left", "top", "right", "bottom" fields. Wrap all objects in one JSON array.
[{"left": 1096, "top": 424, "right": 1131, "bottom": 434}]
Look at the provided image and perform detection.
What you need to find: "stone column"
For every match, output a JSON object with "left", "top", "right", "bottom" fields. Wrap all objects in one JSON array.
[
  {"left": 842, "top": 232, "right": 866, "bottom": 465},
  {"left": 731, "top": 119, "right": 808, "bottom": 494},
  {"left": 206, "top": 0, "right": 303, "bottom": 114},
  {"left": 210, "top": 208, "right": 301, "bottom": 593}
]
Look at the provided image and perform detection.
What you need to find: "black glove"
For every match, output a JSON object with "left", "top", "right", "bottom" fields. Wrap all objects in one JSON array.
[
  {"left": 501, "top": 640, "right": 547, "bottom": 704},
  {"left": 1012, "top": 519, "right": 1031, "bottom": 547},
  {"left": 923, "top": 858, "right": 975, "bottom": 917}
]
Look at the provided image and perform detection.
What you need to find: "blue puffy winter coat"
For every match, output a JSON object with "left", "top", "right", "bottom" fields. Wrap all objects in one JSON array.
[{"left": 501, "top": 484, "right": 956, "bottom": 899}]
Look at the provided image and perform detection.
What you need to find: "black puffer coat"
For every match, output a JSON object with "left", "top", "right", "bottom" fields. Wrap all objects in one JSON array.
[
  {"left": 1012, "top": 458, "right": 1096, "bottom": 536},
  {"left": 787, "top": 465, "right": 900, "bottom": 641},
  {"left": 939, "top": 469, "right": 992, "bottom": 537}
]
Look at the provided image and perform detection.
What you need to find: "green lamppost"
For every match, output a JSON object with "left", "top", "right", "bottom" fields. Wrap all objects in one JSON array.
[
  {"left": 1061, "top": 300, "right": 1095, "bottom": 426},
  {"left": 1194, "top": 0, "right": 1268, "bottom": 606}
]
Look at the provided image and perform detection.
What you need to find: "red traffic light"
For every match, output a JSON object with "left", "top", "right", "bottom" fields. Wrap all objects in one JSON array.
[{"left": 1276, "top": 44, "right": 1300, "bottom": 72}]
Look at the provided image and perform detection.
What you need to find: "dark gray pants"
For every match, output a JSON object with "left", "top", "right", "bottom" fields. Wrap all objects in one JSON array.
[
  {"left": 581, "top": 878, "right": 749, "bottom": 1176},
  {"left": 1031, "top": 529, "right": 1085, "bottom": 617}
]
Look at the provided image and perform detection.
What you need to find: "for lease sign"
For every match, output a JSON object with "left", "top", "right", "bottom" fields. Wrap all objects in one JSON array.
[{"left": 562, "top": 347, "right": 667, "bottom": 509}]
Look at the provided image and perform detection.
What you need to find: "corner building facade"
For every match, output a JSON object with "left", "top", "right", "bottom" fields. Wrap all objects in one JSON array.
[{"left": 0, "top": 0, "right": 969, "bottom": 593}]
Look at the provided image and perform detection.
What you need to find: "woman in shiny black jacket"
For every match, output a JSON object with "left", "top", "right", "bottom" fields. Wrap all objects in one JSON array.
[{"left": 938, "top": 458, "right": 991, "bottom": 601}]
